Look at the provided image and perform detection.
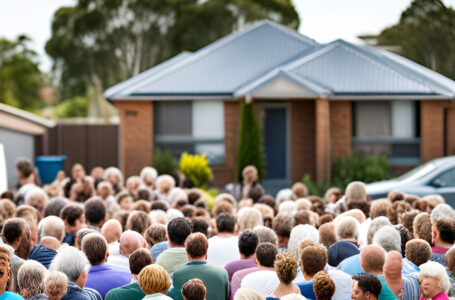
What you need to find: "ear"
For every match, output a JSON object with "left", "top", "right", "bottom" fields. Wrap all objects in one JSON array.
[{"left": 365, "top": 291, "right": 371, "bottom": 299}]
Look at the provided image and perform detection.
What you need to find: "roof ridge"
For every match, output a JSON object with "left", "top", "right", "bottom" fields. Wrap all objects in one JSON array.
[{"left": 0, "top": 103, "right": 55, "bottom": 128}]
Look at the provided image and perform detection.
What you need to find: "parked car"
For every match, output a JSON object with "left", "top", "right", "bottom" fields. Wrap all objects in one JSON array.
[
  {"left": 365, "top": 156, "right": 455, "bottom": 207},
  {"left": 0, "top": 144, "right": 7, "bottom": 193}
]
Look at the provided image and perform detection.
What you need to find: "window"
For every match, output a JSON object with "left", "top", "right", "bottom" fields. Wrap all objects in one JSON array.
[
  {"left": 154, "top": 101, "right": 225, "bottom": 164},
  {"left": 432, "top": 168, "right": 455, "bottom": 188},
  {"left": 352, "top": 101, "right": 420, "bottom": 165}
]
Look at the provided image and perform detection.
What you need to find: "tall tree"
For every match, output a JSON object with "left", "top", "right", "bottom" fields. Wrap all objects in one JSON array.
[
  {"left": 375, "top": 0, "right": 455, "bottom": 79},
  {"left": 45, "top": 0, "right": 300, "bottom": 117},
  {"left": 0, "top": 35, "right": 43, "bottom": 110}
]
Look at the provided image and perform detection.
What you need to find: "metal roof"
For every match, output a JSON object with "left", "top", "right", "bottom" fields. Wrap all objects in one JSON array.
[
  {"left": 0, "top": 103, "right": 55, "bottom": 128},
  {"left": 105, "top": 21, "right": 455, "bottom": 100}
]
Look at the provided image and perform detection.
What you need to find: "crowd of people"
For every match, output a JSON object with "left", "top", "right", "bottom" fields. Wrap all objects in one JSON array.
[{"left": 0, "top": 158, "right": 454, "bottom": 300}]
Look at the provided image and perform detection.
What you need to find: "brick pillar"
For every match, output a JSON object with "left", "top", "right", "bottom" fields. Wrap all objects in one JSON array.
[
  {"left": 315, "top": 98, "right": 331, "bottom": 183},
  {"left": 114, "top": 100, "right": 154, "bottom": 177},
  {"left": 421, "top": 101, "right": 444, "bottom": 162},
  {"left": 330, "top": 101, "right": 351, "bottom": 159}
]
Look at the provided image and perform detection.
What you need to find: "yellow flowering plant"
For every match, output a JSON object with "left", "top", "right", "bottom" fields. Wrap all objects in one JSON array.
[{"left": 179, "top": 153, "right": 213, "bottom": 189}]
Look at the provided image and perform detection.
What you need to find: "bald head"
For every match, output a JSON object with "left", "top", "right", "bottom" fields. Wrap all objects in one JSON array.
[
  {"left": 119, "top": 230, "right": 147, "bottom": 257},
  {"left": 41, "top": 216, "right": 65, "bottom": 242},
  {"left": 360, "top": 245, "right": 386, "bottom": 275},
  {"left": 384, "top": 250, "right": 402, "bottom": 277},
  {"left": 101, "top": 219, "right": 122, "bottom": 244}
]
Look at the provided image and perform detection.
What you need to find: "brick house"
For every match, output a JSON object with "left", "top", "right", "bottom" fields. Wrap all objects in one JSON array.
[{"left": 104, "top": 21, "right": 455, "bottom": 188}]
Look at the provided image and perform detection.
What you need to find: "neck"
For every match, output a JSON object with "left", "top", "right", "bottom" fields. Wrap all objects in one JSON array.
[
  {"left": 277, "top": 236, "right": 289, "bottom": 248},
  {"left": 303, "top": 273, "right": 313, "bottom": 281},
  {"left": 366, "top": 269, "right": 383, "bottom": 276},
  {"left": 86, "top": 222, "right": 101, "bottom": 229},
  {"left": 168, "top": 241, "right": 184, "bottom": 248},
  {"left": 240, "top": 253, "right": 255, "bottom": 260},
  {"left": 435, "top": 239, "right": 452, "bottom": 249},
  {"left": 217, "top": 232, "right": 235, "bottom": 238},
  {"left": 41, "top": 237, "right": 60, "bottom": 251},
  {"left": 189, "top": 256, "right": 206, "bottom": 262}
]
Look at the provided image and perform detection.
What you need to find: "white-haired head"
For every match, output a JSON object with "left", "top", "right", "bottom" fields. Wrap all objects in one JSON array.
[
  {"left": 287, "top": 224, "right": 319, "bottom": 261},
  {"left": 166, "top": 208, "right": 184, "bottom": 223},
  {"left": 104, "top": 167, "right": 124, "bottom": 187},
  {"left": 234, "top": 288, "right": 264, "bottom": 300},
  {"left": 168, "top": 188, "right": 188, "bottom": 206},
  {"left": 430, "top": 203, "right": 455, "bottom": 224},
  {"left": 278, "top": 201, "right": 298, "bottom": 218},
  {"left": 49, "top": 247, "right": 89, "bottom": 283},
  {"left": 149, "top": 210, "right": 167, "bottom": 225},
  {"left": 295, "top": 198, "right": 312, "bottom": 211},
  {"left": 253, "top": 225, "right": 277, "bottom": 246},
  {"left": 367, "top": 216, "right": 391, "bottom": 244},
  {"left": 156, "top": 175, "right": 175, "bottom": 196},
  {"left": 276, "top": 189, "right": 293, "bottom": 204},
  {"left": 140, "top": 167, "right": 158, "bottom": 185},
  {"left": 418, "top": 261, "right": 451, "bottom": 294},
  {"left": 345, "top": 181, "right": 367, "bottom": 204},
  {"left": 373, "top": 225, "right": 401, "bottom": 254}
]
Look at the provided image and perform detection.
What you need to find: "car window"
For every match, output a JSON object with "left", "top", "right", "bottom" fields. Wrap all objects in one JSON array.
[
  {"left": 433, "top": 168, "right": 455, "bottom": 188},
  {"left": 397, "top": 161, "right": 436, "bottom": 183}
]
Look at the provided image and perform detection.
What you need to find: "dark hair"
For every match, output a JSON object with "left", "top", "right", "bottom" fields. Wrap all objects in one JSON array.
[
  {"left": 436, "top": 217, "right": 455, "bottom": 244},
  {"left": 16, "top": 158, "right": 33, "bottom": 179},
  {"left": 0, "top": 191, "right": 14, "bottom": 202},
  {"left": 2, "top": 218, "right": 26, "bottom": 244},
  {"left": 60, "top": 204, "right": 84, "bottom": 226},
  {"left": 272, "top": 214, "right": 293, "bottom": 238},
  {"left": 352, "top": 273, "right": 382, "bottom": 298},
  {"left": 150, "top": 200, "right": 169, "bottom": 212},
  {"left": 216, "top": 213, "right": 235, "bottom": 233},
  {"left": 137, "top": 188, "right": 151, "bottom": 201},
  {"left": 182, "top": 279, "right": 207, "bottom": 300},
  {"left": 182, "top": 205, "right": 196, "bottom": 218},
  {"left": 144, "top": 224, "right": 167, "bottom": 248},
  {"left": 318, "top": 214, "right": 334, "bottom": 226},
  {"left": 256, "top": 243, "right": 278, "bottom": 268},
  {"left": 313, "top": 271, "right": 336, "bottom": 300},
  {"left": 238, "top": 229, "right": 259, "bottom": 257},
  {"left": 84, "top": 198, "right": 106, "bottom": 225},
  {"left": 185, "top": 233, "right": 208, "bottom": 258},
  {"left": 294, "top": 210, "right": 313, "bottom": 226},
  {"left": 129, "top": 248, "right": 153, "bottom": 275},
  {"left": 191, "top": 218, "right": 209, "bottom": 237},
  {"left": 257, "top": 195, "right": 278, "bottom": 215},
  {"left": 44, "top": 197, "right": 69, "bottom": 218},
  {"left": 81, "top": 234, "right": 107, "bottom": 265},
  {"left": 168, "top": 217, "right": 191, "bottom": 245}
]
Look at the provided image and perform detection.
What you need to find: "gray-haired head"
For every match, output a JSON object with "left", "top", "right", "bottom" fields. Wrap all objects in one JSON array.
[
  {"left": 40, "top": 216, "right": 65, "bottom": 242},
  {"left": 17, "top": 260, "right": 47, "bottom": 299},
  {"left": 253, "top": 226, "right": 277, "bottom": 246},
  {"left": 418, "top": 261, "right": 451, "bottom": 294},
  {"left": 44, "top": 271, "right": 68, "bottom": 300},
  {"left": 49, "top": 246, "right": 89, "bottom": 283},
  {"left": 373, "top": 225, "right": 401, "bottom": 254},
  {"left": 367, "top": 216, "right": 391, "bottom": 244},
  {"left": 431, "top": 204, "right": 455, "bottom": 224},
  {"left": 44, "top": 197, "right": 69, "bottom": 218}
]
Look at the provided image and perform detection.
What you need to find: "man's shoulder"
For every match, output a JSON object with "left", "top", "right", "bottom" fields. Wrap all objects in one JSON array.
[{"left": 105, "top": 283, "right": 143, "bottom": 300}]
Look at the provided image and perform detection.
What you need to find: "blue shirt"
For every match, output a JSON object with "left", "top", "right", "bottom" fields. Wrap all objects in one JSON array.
[
  {"left": 338, "top": 254, "right": 363, "bottom": 276},
  {"left": 151, "top": 241, "right": 168, "bottom": 262},
  {"left": 63, "top": 233, "right": 76, "bottom": 246},
  {"left": 85, "top": 263, "right": 132, "bottom": 299},
  {"left": 297, "top": 281, "right": 316, "bottom": 300},
  {"left": 0, "top": 292, "right": 24, "bottom": 300},
  {"left": 28, "top": 244, "right": 57, "bottom": 269},
  {"left": 62, "top": 282, "right": 102, "bottom": 300}
]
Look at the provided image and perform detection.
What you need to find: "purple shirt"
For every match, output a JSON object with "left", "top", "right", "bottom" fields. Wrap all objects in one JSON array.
[
  {"left": 231, "top": 267, "right": 262, "bottom": 299},
  {"left": 85, "top": 263, "right": 132, "bottom": 299},
  {"left": 224, "top": 258, "right": 257, "bottom": 282}
]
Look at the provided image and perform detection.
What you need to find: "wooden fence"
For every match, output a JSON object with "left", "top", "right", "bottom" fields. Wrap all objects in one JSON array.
[{"left": 41, "top": 124, "right": 119, "bottom": 175}]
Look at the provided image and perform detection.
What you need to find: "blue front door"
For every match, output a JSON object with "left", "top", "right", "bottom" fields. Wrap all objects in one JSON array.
[{"left": 264, "top": 107, "right": 287, "bottom": 179}]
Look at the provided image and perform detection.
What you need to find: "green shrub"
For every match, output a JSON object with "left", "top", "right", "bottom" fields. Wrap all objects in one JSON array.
[
  {"left": 152, "top": 150, "right": 178, "bottom": 176},
  {"left": 236, "top": 101, "right": 265, "bottom": 181},
  {"left": 302, "top": 153, "right": 392, "bottom": 196},
  {"left": 179, "top": 153, "right": 212, "bottom": 189}
]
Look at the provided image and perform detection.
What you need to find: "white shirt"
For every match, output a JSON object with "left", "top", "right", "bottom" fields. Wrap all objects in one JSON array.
[
  {"left": 207, "top": 235, "right": 240, "bottom": 267},
  {"left": 241, "top": 270, "right": 279, "bottom": 297},
  {"left": 107, "top": 241, "right": 130, "bottom": 271},
  {"left": 359, "top": 218, "right": 372, "bottom": 248}
]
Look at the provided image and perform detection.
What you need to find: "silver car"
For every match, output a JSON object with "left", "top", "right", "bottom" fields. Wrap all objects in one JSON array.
[{"left": 365, "top": 156, "right": 455, "bottom": 207}]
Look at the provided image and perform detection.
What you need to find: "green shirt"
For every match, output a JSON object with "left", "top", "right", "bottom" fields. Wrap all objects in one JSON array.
[
  {"left": 378, "top": 276, "right": 398, "bottom": 300},
  {"left": 167, "top": 261, "right": 229, "bottom": 300},
  {"left": 105, "top": 282, "right": 144, "bottom": 300},
  {"left": 156, "top": 248, "right": 189, "bottom": 275}
]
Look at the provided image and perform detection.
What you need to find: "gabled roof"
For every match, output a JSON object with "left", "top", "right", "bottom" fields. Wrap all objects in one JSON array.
[
  {"left": 105, "top": 20, "right": 455, "bottom": 100},
  {"left": 0, "top": 103, "right": 55, "bottom": 128}
]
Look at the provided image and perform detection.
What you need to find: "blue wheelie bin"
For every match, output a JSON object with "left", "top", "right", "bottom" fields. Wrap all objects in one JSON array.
[{"left": 35, "top": 156, "right": 67, "bottom": 185}]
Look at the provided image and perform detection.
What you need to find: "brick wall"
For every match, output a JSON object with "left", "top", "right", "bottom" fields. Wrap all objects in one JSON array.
[
  {"left": 290, "top": 101, "right": 316, "bottom": 182},
  {"left": 421, "top": 101, "right": 445, "bottom": 162},
  {"left": 212, "top": 101, "right": 241, "bottom": 186},
  {"left": 330, "top": 101, "right": 351, "bottom": 159},
  {"left": 115, "top": 100, "right": 154, "bottom": 178},
  {"left": 315, "top": 98, "right": 331, "bottom": 183}
]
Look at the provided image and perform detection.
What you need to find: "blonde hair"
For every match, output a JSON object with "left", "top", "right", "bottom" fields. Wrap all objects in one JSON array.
[
  {"left": 18, "top": 260, "right": 47, "bottom": 299},
  {"left": 418, "top": 261, "right": 451, "bottom": 294},
  {"left": 0, "top": 247, "right": 10, "bottom": 275},
  {"left": 44, "top": 271, "right": 68, "bottom": 300},
  {"left": 138, "top": 265, "right": 171, "bottom": 295}
]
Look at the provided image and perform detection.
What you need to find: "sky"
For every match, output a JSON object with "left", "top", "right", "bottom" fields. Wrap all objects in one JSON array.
[{"left": 1, "top": 0, "right": 455, "bottom": 73}]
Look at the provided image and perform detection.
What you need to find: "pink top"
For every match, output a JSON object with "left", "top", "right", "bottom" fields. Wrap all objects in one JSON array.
[
  {"left": 231, "top": 267, "right": 261, "bottom": 299},
  {"left": 431, "top": 247, "right": 449, "bottom": 255},
  {"left": 419, "top": 292, "right": 449, "bottom": 300}
]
